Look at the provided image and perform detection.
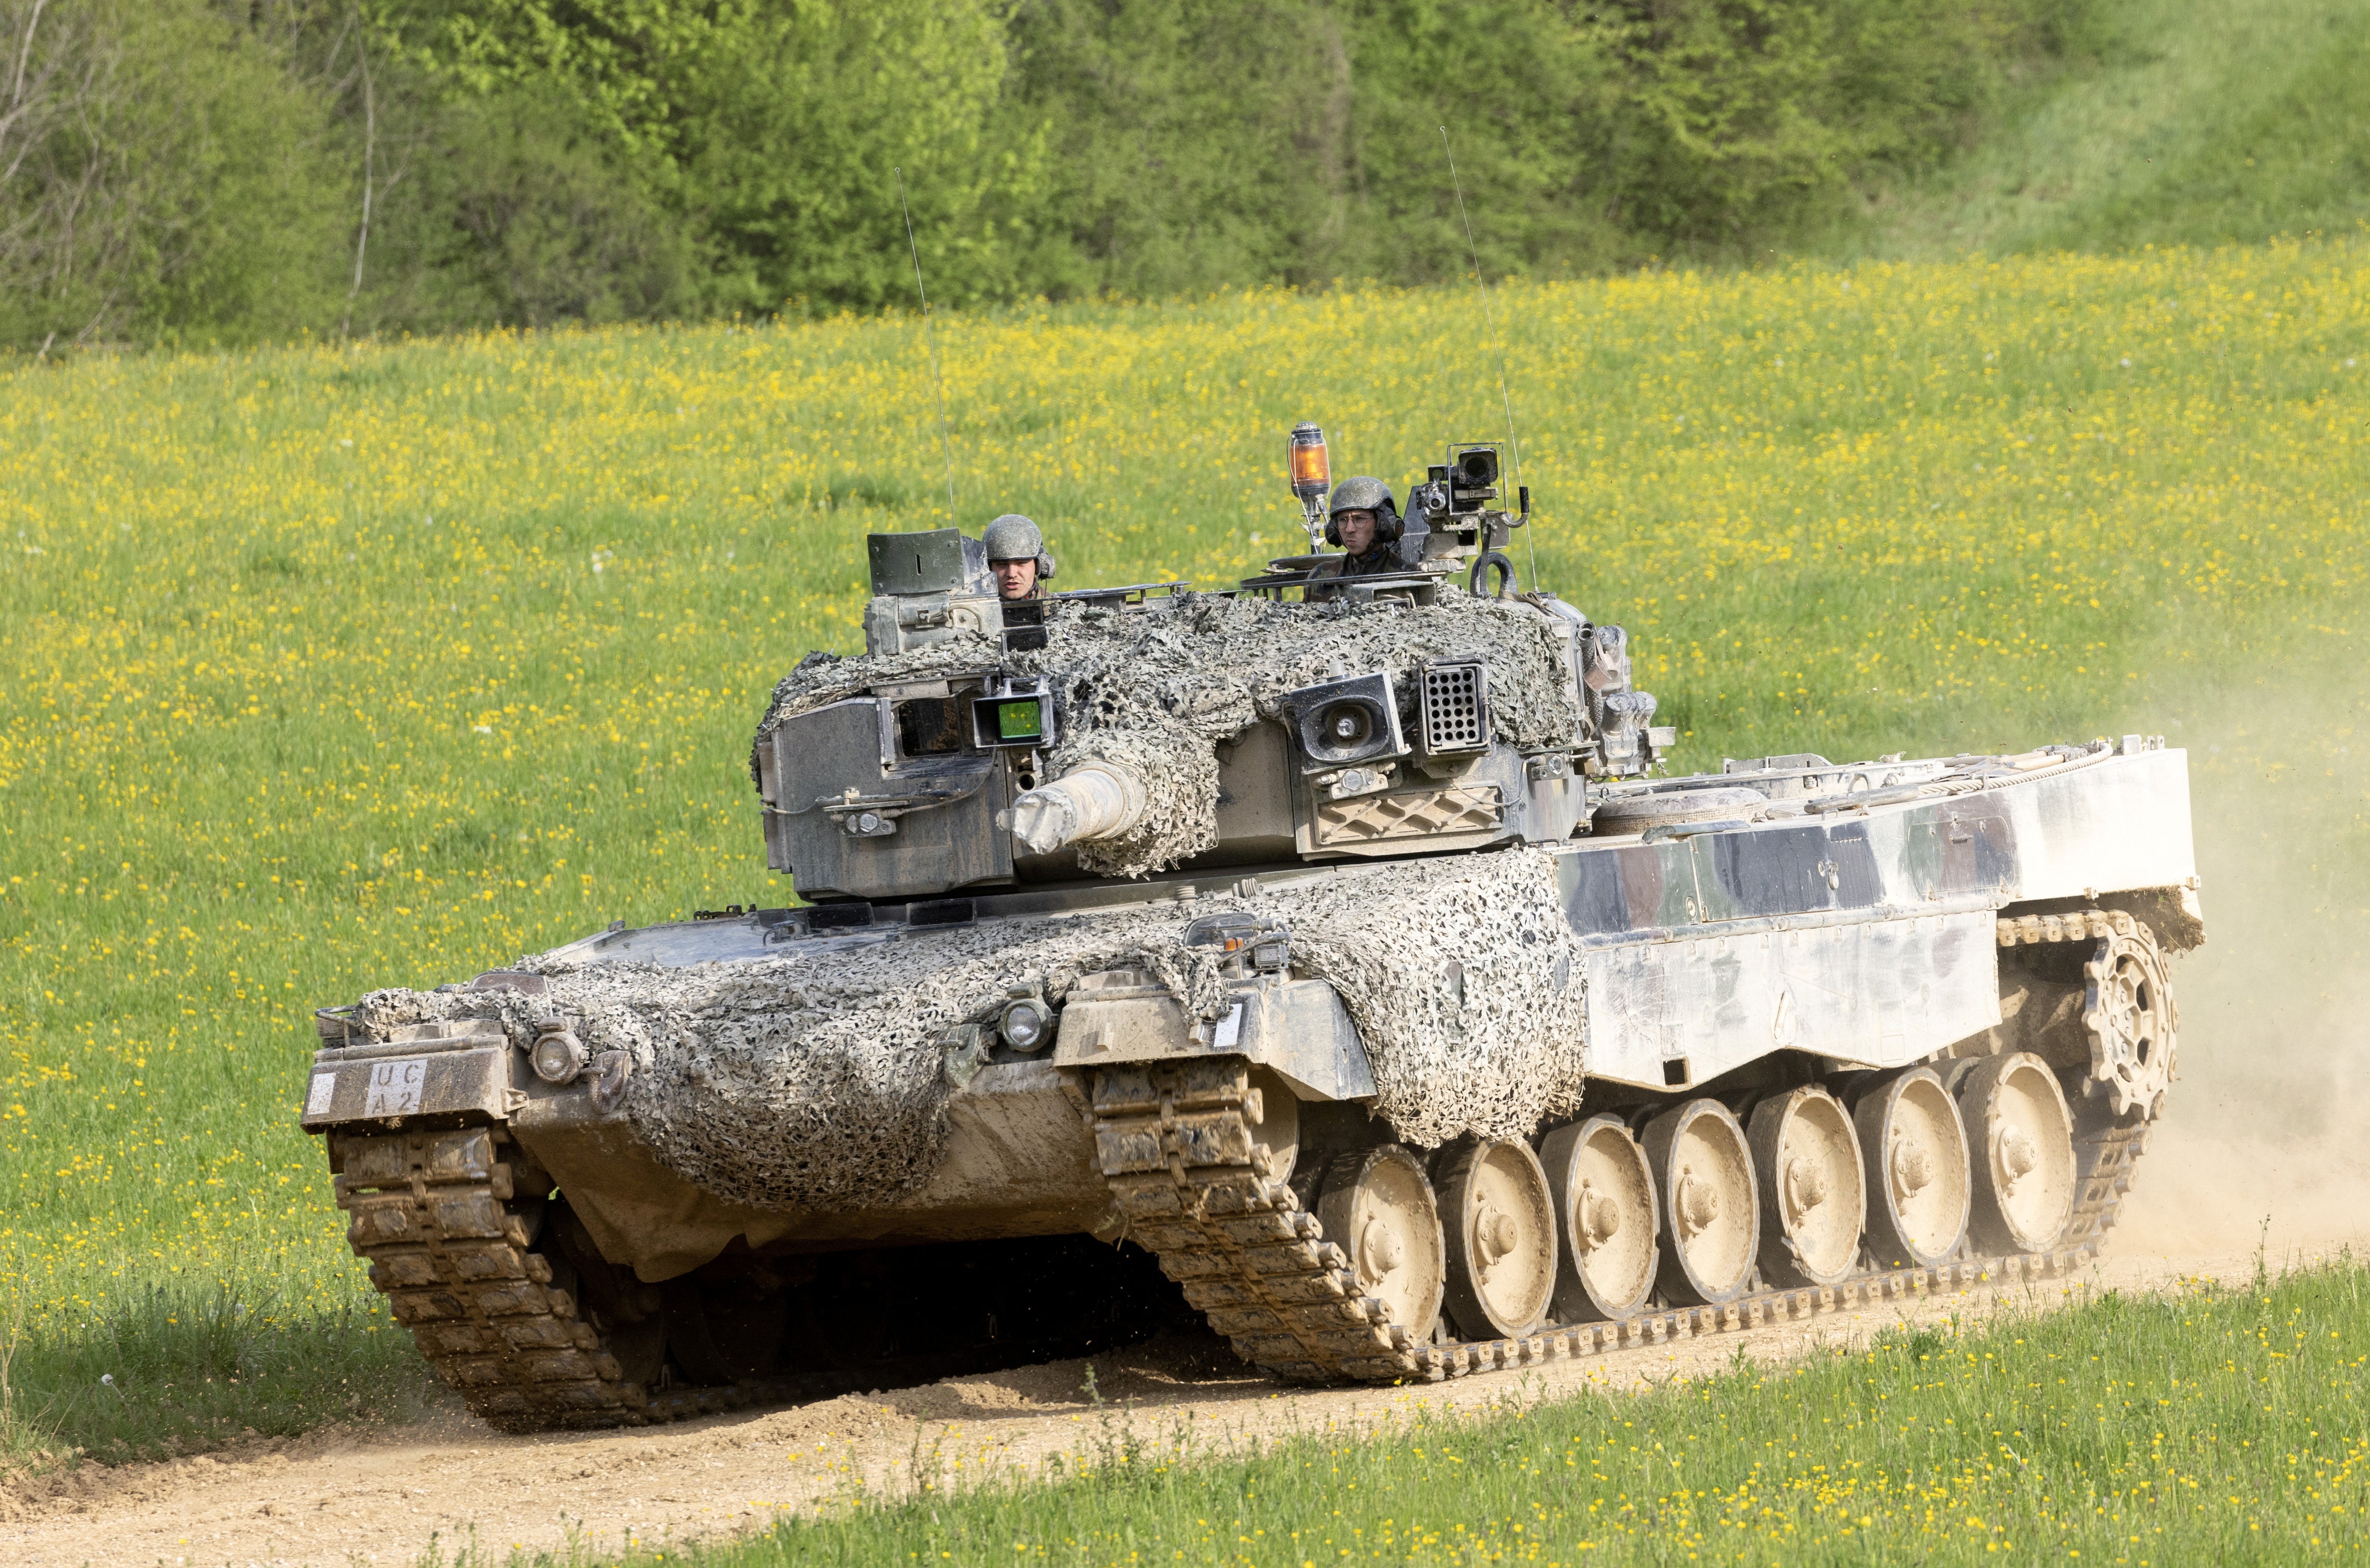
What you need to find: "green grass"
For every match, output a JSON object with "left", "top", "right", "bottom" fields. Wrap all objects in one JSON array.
[
  {"left": 1837, "top": 0, "right": 2370, "bottom": 260},
  {"left": 0, "top": 240, "right": 2363, "bottom": 1470},
  {"left": 0, "top": 1262, "right": 438, "bottom": 1468},
  {"left": 525, "top": 1259, "right": 2370, "bottom": 1567}
]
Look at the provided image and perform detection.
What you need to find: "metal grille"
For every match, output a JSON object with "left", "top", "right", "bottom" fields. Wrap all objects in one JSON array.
[{"left": 1421, "top": 662, "right": 1489, "bottom": 752}]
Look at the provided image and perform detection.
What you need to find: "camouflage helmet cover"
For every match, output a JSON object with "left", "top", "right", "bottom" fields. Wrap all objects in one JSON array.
[
  {"left": 1325, "top": 475, "right": 1401, "bottom": 546},
  {"left": 982, "top": 513, "right": 1056, "bottom": 581}
]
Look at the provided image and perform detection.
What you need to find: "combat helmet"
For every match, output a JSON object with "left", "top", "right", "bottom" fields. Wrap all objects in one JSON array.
[
  {"left": 984, "top": 513, "right": 1057, "bottom": 583},
  {"left": 1325, "top": 477, "right": 1401, "bottom": 546}
]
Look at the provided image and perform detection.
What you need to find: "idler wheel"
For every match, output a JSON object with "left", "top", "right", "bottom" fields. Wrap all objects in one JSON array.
[
  {"left": 1540, "top": 1114, "right": 1659, "bottom": 1322},
  {"left": 1435, "top": 1138, "right": 1558, "bottom": 1339},
  {"left": 1746, "top": 1086, "right": 1865, "bottom": 1288},
  {"left": 1316, "top": 1146, "right": 1445, "bottom": 1344},
  {"left": 1956, "top": 1051, "right": 2077, "bottom": 1254},
  {"left": 1640, "top": 1098, "right": 1759, "bottom": 1305},
  {"left": 1853, "top": 1067, "right": 1971, "bottom": 1269},
  {"left": 1244, "top": 1069, "right": 1300, "bottom": 1189}
]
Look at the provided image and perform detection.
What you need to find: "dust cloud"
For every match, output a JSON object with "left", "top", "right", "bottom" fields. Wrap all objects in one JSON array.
[{"left": 2113, "top": 654, "right": 2370, "bottom": 1262}]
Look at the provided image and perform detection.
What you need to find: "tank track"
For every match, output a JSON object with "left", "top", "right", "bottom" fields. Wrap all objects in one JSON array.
[
  {"left": 1091, "top": 912, "right": 2157, "bottom": 1387},
  {"left": 332, "top": 1127, "right": 817, "bottom": 1431}
]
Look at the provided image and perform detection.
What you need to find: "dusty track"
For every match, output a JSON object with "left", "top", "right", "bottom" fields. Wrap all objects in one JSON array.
[{"left": 7, "top": 1157, "right": 2360, "bottom": 1568}]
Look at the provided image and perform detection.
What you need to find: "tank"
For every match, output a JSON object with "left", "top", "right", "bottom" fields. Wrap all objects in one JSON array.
[{"left": 300, "top": 432, "right": 2199, "bottom": 1431}]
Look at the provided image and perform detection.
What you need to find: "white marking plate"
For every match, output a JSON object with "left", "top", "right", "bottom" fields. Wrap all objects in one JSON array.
[
  {"left": 305, "top": 1073, "right": 337, "bottom": 1115},
  {"left": 1211, "top": 1003, "right": 1243, "bottom": 1049},
  {"left": 362, "top": 1057, "right": 428, "bottom": 1117}
]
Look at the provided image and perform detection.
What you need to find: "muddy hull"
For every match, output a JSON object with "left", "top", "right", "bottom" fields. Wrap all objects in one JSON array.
[{"left": 301, "top": 744, "right": 2194, "bottom": 1428}]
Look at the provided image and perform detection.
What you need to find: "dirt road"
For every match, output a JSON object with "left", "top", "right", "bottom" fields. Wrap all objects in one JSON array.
[{"left": 6, "top": 1168, "right": 2356, "bottom": 1568}]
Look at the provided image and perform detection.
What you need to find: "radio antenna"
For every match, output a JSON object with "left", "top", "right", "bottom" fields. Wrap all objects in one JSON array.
[
  {"left": 895, "top": 168, "right": 958, "bottom": 516},
  {"left": 1440, "top": 127, "right": 1539, "bottom": 592}
]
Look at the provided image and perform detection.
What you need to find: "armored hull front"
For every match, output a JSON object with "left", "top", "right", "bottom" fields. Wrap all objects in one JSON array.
[{"left": 303, "top": 505, "right": 2197, "bottom": 1430}]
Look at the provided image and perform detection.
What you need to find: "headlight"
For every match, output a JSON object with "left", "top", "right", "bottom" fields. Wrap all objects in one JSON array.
[
  {"left": 530, "top": 1027, "right": 589, "bottom": 1084},
  {"left": 999, "top": 998, "right": 1054, "bottom": 1052},
  {"left": 1283, "top": 671, "right": 1405, "bottom": 766}
]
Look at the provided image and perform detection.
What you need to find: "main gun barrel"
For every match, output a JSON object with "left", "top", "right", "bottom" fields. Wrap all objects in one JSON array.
[{"left": 1008, "top": 761, "right": 1149, "bottom": 855}]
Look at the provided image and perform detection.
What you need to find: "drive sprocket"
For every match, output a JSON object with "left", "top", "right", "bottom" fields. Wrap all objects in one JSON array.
[{"left": 2080, "top": 913, "right": 2176, "bottom": 1120}]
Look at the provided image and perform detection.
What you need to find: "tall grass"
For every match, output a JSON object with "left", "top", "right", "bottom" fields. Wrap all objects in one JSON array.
[
  {"left": 0, "top": 239, "right": 2363, "bottom": 1462},
  {"left": 0, "top": 1264, "right": 438, "bottom": 1466}
]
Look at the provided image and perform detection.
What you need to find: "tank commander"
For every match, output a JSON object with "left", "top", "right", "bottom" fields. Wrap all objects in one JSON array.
[
  {"left": 1327, "top": 477, "right": 1404, "bottom": 578},
  {"left": 984, "top": 513, "right": 1056, "bottom": 601}
]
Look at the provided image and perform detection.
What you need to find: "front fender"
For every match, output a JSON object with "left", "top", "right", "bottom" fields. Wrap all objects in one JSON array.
[{"left": 1053, "top": 974, "right": 1377, "bottom": 1102}]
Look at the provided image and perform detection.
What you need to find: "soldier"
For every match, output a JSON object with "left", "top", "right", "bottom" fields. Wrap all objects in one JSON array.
[
  {"left": 1326, "top": 477, "right": 1404, "bottom": 578},
  {"left": 984, "top": 513, "right": 1056, "bottom": 601}
]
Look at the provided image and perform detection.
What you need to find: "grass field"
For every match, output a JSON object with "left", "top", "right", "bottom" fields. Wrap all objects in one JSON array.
[
  {"left": 622, "top": 1258, "right": 2370, "bottom": 1567},
  {"left": 0, "top": 238, "right": 2364, "bottom": 1477}
]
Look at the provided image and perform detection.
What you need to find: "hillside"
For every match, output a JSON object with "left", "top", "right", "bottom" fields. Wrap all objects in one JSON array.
[{"left": 1838, "top": 0, "right": 2370, "bottom": 258}]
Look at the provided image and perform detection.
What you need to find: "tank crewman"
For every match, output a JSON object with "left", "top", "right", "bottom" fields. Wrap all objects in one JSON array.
[
  {"left": 984, "top": 513, "right": 1057, "bottom": 601},
  {"left": 1326, "top": 476, "right": 1404, "bottom": 578}
]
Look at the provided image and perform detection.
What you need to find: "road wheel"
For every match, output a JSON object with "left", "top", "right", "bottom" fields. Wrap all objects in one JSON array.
[
  {"left": 1640, "top": 1098, "right": 1759, "bottom": 1306},
  {"left": 1747, "top": 1086, "right": 1865, "bottom": 1288},
  {"left": 1316, "top": 1146, "right": 1445, "bottom": 1344},
  {"left": 1958, "top": 1051, "right": 2077, "bottom": 1254},
  {"left": 1436, "top": 1139, "right": 1558, "bottom": 1339},
  {"left": 1539, "top": 1115, "right": 1659, "bottom": 1322},
  {"left": 1855, "top": 1067, "right": 1971, "bottom": 1269}
]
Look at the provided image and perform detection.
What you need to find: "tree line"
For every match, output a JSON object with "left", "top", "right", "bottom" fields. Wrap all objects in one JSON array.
[{"left": 0, "top": 0, "right": 2096, "bottom": 353}]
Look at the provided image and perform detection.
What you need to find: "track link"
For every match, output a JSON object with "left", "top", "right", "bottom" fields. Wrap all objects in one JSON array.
[{"left": 1091, "top": 1059, "right": 1420, "bottom": 1383}]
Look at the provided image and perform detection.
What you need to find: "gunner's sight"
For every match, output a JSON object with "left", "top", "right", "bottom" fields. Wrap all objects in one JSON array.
[{"left": 1432, "top": 444, "right": 1501, "bottom": 514}]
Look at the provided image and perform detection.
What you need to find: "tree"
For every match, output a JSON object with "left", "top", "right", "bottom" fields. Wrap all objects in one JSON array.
[
  {"left": 383, "top": 0, "right": 1044, "bottom": 315},
  {"left": 0, "top": 0, "right": 352, "bottom": 353}
]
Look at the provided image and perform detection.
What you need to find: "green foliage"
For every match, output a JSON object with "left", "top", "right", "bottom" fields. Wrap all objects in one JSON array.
[
  {"left": 0, "top": 0, "right": 352, "bottom": 352},
  {"left": 1606, "top": 0, "right": 2057, "bottom": 240},
  {"left": 363, "top": 84, "right": 702, "bottom": 329},
  {"left": 0, "top": 0, "right": 2142, "bottom": 348},
  {"left": 669, "top": 0, "right": 1044, "bottom": 314},
  {"left": 1007, "top": 0, "right": 2087, "bottom": 294},
  {"left": 379, "top": 0, "right": 1044, "bottom": 315},
  {"left": 7, "top": 0, "right": 2365, "bottom": 347}
]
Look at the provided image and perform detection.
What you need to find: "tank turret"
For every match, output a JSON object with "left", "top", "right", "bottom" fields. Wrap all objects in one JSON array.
[{"left": 753, "top": 446, "right": 1675, "bottom": 907}]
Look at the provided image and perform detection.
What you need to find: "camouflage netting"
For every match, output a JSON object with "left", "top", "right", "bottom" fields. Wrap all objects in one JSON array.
[
  {"left": 749, "top": 589, "right": 1585, "bottom": 879},
  {"left": 352, "top": 847, "right": 1587, "bottom": 1212}
]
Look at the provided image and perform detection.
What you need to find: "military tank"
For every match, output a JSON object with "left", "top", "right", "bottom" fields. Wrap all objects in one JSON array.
[{"left": 302, "top": 429, "right": 2198, "bottom": 1431}]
